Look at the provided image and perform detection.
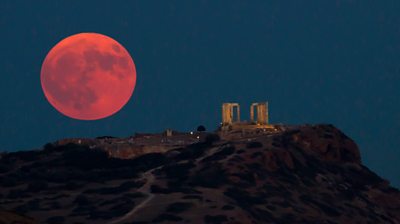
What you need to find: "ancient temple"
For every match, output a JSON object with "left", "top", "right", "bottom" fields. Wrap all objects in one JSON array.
[
  {"left": 222, "top": 102, "right": 269, "bottom": 125},
  {"left": 220, "top": 101, "right": 277, "bottom": 136}
]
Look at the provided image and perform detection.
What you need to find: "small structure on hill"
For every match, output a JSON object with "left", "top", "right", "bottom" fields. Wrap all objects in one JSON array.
[{"left": 165, "top": 129, "right": 173, "bottom": 137}]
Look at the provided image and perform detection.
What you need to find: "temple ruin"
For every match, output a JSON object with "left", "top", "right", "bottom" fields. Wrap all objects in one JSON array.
[
  {"left": 221, "top": 103, "right": 240, "bottom": 125},
  {"left": 250, "top": 102, "right": 269, "bottom": 125},
  {"left": 220, "top": 101, "right": 278, "bottom": 136},
  {"left": 222, "top": 102, "right": 269, "bottom": 125}
]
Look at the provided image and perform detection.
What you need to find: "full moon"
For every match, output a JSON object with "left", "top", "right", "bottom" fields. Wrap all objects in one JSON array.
[{"left": 41, "top": 33, "right": 136, "bottom": 120}]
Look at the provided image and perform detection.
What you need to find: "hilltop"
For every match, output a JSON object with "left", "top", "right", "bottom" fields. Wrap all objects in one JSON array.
[{"left": 0, "top": 124, "right": 399, "bottom": 223}]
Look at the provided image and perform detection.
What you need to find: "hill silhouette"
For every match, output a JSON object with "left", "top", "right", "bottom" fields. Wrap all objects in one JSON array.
[{"left": 0, "top": 124, "right": 399, "bottom": 223}]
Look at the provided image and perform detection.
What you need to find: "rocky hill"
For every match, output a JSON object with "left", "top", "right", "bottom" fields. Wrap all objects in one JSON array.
[{"left": 0, "top": 124, "right": 399, "bottom": 224}]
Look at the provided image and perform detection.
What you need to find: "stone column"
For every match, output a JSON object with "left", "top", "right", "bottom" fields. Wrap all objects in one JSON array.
[
  {"left": 257, "top": 102, "right": 268, "bottom": 124},
  {"left": 266, "top": 101, "right": 269, "bottom": 124},
  {"left": 236, "top": 104, "right": 241, "bottom": 122}
]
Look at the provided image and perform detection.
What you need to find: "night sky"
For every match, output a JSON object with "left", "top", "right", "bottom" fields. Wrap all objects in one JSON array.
[{"left": 0, "top": 1, "right": 399, "bottom": 187}]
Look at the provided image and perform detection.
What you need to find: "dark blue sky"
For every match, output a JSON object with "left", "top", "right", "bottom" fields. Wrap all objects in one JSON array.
[{"left": 0, "top": 1, "right": 399, "bottom": 187}]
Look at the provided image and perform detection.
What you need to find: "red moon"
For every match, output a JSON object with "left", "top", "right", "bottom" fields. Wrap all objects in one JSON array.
[{"left": 41, "top": 33, "right": 136, "bottom": 120}]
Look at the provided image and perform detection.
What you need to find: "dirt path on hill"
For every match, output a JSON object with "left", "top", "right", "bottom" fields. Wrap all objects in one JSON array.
[{"left": 108, "top": 171, "right": 155, "bottom": 224}]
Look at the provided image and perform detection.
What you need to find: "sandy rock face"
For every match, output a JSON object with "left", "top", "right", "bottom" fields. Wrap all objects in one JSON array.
[{"left": 290, "top": 124, "right": 361, "bottom": 163}]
